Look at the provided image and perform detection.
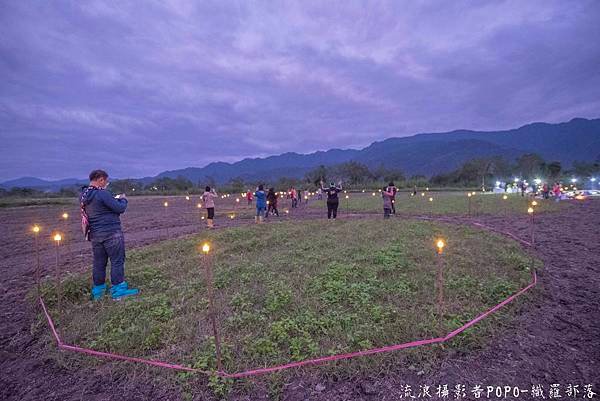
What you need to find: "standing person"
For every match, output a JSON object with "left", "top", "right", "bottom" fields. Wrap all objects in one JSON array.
[
  {"left": 254, "top": 184, "right": 267, "bottom": 223},
  {"left": 266, "top": 188, "right": 279, "bottom": 218},
  {"left": 246, "top": 190, "right": 253, "bottom": 205},
  {"left": 321, "top": 182, "right": 342, "bottom": 219},
  {"left": 317, "top": 187, "right": 323, "bottom": 200},
  {"left": 297, "top": 187, "right": 302, "bottom": 205},
  {"left": 520, "top": 181, "right": 526, "bottom": 197},
  {"left": 291, "top": 187, "right": 298, "bottom": 208},
  {"left": 542, "top": 183, "right": 550, "bottom": 199},
  {"left": 303, "top": 189, "right": 309, "bottom": 204},
  {"left": 553, "top": 182, "right": 561, "bottom": 202},
  {"left": 202, "top": 186, "right": 218, "bottom": 228},
  {"left": 387, "top": 181, "right": 397, "bottom": 214},
  {"left": 382, "top": 186, "right": 395, "bottom": 219},
  {"left": 80, "top": 169, "right": 139, "bottom": 300}
]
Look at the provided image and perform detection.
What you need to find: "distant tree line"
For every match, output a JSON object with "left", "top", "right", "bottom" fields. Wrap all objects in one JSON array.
[
  {"left": 430, "top": 154, "right": 599, "bottom": 188},
  {"left": 2, "top": 154, "right": 598, "bottom": 198}
]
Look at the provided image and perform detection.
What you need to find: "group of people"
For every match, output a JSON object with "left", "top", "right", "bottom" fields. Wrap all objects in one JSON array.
[
  {"left": 81, "top": 168, "right": 570, "bottom": 304},
  {"left": 201, "top": 181, "right": 404, "bottom": 223}
]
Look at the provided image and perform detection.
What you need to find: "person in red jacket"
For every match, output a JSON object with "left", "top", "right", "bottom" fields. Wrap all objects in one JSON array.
[
  {"left": 553, "top": 182, "right": 561, "bottom": 202},
  {"left": 246, "top": 190, "right": 253, "bottom": 205}
]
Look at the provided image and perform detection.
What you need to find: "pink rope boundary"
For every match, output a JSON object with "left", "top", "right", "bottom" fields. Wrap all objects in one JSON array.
[{"left": 38, "top": 218, "right": 538, "bottom": 379}]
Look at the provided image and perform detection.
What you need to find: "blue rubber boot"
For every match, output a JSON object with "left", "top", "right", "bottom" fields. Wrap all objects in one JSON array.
[
  {"left": 110, "top": 281, "right": 139, "bottom": 300},
  {"left": 91, "top": 284, "right": 107, "bottom": 301}
]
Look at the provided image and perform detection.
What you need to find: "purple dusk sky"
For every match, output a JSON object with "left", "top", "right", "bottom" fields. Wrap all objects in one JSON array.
[{"left": 1, "top": 1, "right": 599, "bottom": 181}]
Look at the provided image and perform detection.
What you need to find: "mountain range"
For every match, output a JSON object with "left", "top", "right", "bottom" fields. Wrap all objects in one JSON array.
[{"left": 2, "top": 117, "right": 599, "bottom": 190}]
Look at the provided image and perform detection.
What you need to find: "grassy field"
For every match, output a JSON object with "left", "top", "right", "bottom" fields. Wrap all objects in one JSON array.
[
  {"left": 311, "top": 191, "right": 564, "bottom": 215},
  {"left": 0, "top": 197, "right": 76, "bottom": 208},
  {"left": 38, "top": 218, "right": 539, "bottom": 397}
]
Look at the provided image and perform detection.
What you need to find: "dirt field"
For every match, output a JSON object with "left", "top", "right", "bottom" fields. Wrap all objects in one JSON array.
[{"left": 1, "top": 195, "right": 598, "bottom": 400}]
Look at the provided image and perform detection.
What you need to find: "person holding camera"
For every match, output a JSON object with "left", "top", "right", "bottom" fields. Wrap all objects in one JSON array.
[
  {"left": 202, "top": 186, "right": 218, "bottom": 228},
  {"left": 80, "top": 169, "right": 139, "bottom": 301}
]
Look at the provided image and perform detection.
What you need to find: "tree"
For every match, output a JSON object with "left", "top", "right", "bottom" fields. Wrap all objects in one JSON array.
[
  {"left": 228, "top": 177, "right": 245, "bottom": 193},
  {"left": 515, "top": 153, "right": 546, "bottom": 179},
  {"left": 571, "top": 160, "right": 600, "bottom": 178},
  {"left": 110, "top": 179, "right": 143, "bottom": 194},
  {"left": 334, "top": 161, "right": 372, "bottom": 185},
  {"left": 547, "top": 161, "right": 561, "bottom": 179},
  {"left": 202, "top": 176, "right": 216, "bottom": 189},
  {"left": 304, "top": 165, "right": 328, "bottom": 187}
]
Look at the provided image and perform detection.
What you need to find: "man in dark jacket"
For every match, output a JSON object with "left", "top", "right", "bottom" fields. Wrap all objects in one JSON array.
[{"left": 80, "top": 169, "right": 139, "bottom": 300}]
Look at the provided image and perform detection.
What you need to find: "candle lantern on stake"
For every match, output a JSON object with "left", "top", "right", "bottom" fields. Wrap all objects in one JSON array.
[
  {"left": 528, "top": 207, "right": 535, "bottom": 246},
  {"left": 428, "top": 197, "right": 434, "bottom": 217},
  {"left": 53, "top": 232, "right": 63, "bottom": 313},
  {"left": 200, "top": 242, "right": 223, "bottom": 372},
  {"left": 467, "top": 192, "right": 472, "bottom": 216},
  {"left": 61, "top": 212, "right": 70, "bottom": 254},
  {"left": 435, "top": 238, "right": 446, "bottom": 334},
  {"left": 163, "top": 201, "right": 169, "bottom": 239},
  {"left": 32, "top": 225, "right": 41, "bottom": 295}
]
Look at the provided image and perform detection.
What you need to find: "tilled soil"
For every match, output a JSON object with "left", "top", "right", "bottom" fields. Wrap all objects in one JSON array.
[{"left": 1, "top": 196, "right": 598, "bottom": 400}]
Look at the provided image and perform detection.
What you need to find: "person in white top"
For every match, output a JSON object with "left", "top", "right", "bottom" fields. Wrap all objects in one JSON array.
[{"left": 201, "top": 186, "right": 218, "bottom": 228}]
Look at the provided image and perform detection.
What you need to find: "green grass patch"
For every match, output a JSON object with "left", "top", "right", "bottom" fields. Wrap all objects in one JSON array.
[
  {"left": 39, "top": 218, "right": 540, "bottom": 398},
  {"left": 310, "top": 191, "right": 564, "bottom": 215}
]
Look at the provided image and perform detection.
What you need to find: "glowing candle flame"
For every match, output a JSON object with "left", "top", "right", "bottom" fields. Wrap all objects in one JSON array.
[
  {"left": 53, "top": 233, "right": 62, "bottom": 242},
  {"left": 32, "top": 225, "right": 40, "bottom": 233},
  {"left": 164, "top": 201, "right": 169, "bottom": 207},
  {"left": 502, "top": 195, "right": 508, "bottom": 200},
  {"left": 429, "top": 197, "right": 433, "bottom": 202},
  {"left": 436, "top": 239, "right": 445, "bottom": 254},
  {"left": 527, "top": 207, "right": 534, "bottom": 214},
  {"left": 531, "top": 201, "right": 538, "bottom": 206},
  {"left": 201, "top": 243, "right": 210, "bottom": 254},
  {"left": 62, "top": 212, "right": 69, "bottom": 219},
  {"left": 185, "top": 196, "right": 190, "bottom": 201}
]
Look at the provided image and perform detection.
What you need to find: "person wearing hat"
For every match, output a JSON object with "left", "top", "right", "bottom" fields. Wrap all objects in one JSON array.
[{"left": 321, "top": 181, "right": 342, "bottom": 219}]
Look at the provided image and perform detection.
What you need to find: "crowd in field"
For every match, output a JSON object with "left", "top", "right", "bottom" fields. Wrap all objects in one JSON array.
[{"left": 80, "top": 168, "right": 577, "bottom": 301}]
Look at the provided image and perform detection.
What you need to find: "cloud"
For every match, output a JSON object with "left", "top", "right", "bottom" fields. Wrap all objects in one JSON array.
[{"left": 0, "top": 0, "right": 599, "bottom": 181}]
